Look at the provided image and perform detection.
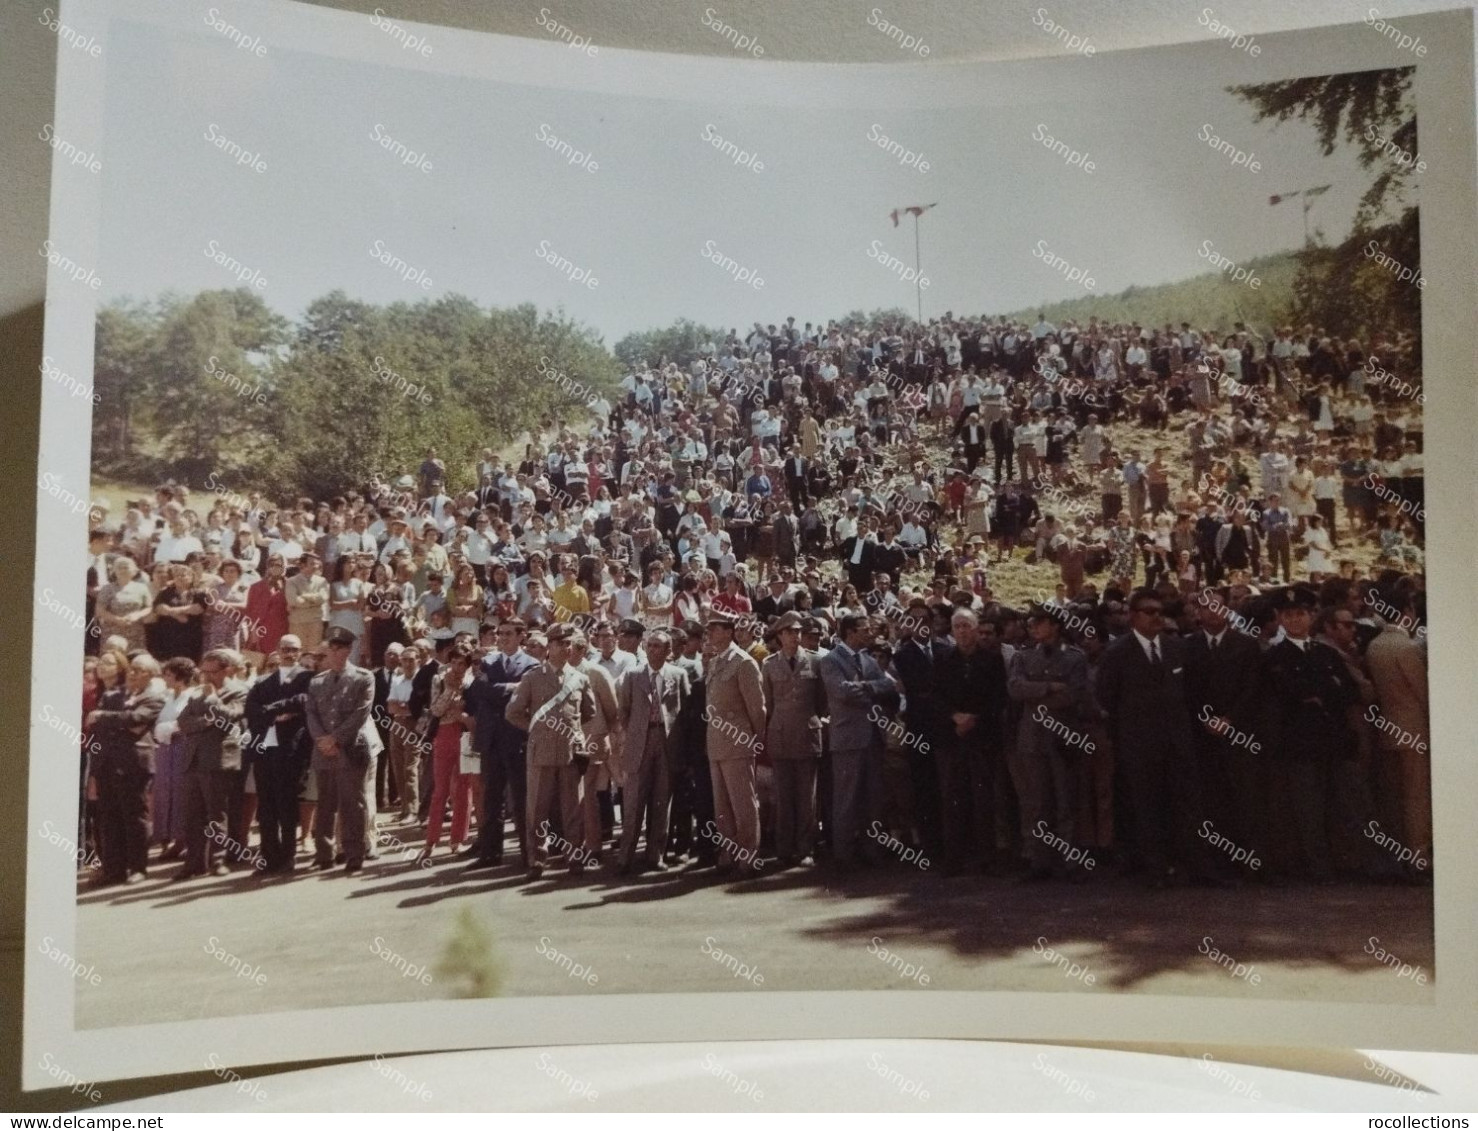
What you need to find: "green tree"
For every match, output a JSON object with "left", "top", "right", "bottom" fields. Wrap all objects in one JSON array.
[
  {"left": 433, "top": 907, "right": 505, "bottom": 998},
  {"left": 92, "top": 300, "right": 156, "bottom": 463},
  {"left": 148, "top": 289, "right": 289, "bottom": 480}
]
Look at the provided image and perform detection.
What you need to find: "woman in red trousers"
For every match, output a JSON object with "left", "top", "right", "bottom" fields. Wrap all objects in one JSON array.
[{"left": 417, "top": 641, "right": 476, "bottom": 862}]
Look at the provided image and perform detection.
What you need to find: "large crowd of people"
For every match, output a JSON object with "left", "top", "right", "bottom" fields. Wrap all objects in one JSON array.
[{"left": 76, "top": 311, "right": 1431, "bottom": 895}]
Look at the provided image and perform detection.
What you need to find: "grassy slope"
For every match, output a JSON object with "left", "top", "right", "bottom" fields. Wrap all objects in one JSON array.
[{"left": 1000, "top": 252, "right": 1299, "bottom": 335}]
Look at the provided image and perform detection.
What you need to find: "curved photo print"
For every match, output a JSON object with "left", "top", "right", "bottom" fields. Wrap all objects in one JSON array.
[{"left": 25, "top": 0, "right": 1478, "bottom": 1093}]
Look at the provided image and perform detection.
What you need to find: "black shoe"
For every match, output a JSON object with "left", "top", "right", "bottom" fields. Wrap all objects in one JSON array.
[
  {"left": 334, "top": 852, "right": 346, "bottom": 865},
  {"left": 309, "top": 859, "right": 334, "bottom": 871},
  {"left": 170, "top": 868, "right": 202, "bottom": 882},
  {"left": 526, "top": 865, "right": 544, "bottom": 880},
  {"left": 465, "top": 857, "right": 500, "bottom": 871},
  {"left": 344, "top": 859, "right": 362, "bottom": 875}
]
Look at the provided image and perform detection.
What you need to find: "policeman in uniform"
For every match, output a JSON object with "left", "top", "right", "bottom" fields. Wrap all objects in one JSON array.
[
  {"left": 305, "top": 626, "right": 376, "bottom": 875},
  {"left": 761, "top": 612, "right": 827, "bottom": 867}
]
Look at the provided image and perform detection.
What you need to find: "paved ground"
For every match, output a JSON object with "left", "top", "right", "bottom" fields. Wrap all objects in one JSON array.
[{"left": 71, "top": 816, "right": 1434, "bottom": 1028}]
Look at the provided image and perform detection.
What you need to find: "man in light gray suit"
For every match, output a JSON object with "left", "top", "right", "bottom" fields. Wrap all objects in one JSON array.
[
  {"left": 761, "top": 612, "right": 826, "bottom": 866},
  {"left": 818, "top": 614, "right": 898, "bottom": 869},
  {"left": 616, "top": 629, "right": 690, "bottom": 874},
  {"left": 306, "top": 625, "right": 377, "bottom": 875}
]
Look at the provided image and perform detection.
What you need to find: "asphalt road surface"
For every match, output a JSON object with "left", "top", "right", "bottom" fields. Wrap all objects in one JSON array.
[{"left": 71, "top": 815, "right": 1434, "bottom": 1028}]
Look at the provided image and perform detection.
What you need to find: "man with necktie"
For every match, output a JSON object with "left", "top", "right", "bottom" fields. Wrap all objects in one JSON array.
[
  {"left": 703, "top": 610, "right": 767, "bottom": 874},
  {"left": 464, "top": 619, "right": 538, "bottom": 869},
  {"left": 616, "top": 629, "right": 690, "bottom": 873},
  {"left": 889, "top": 600, "right": 949, "bottom": 865},
  {"left": 305, "top": 626, "right": 377, "bottom": 875},
  {"left": 243, "top": 634, "right": 313, "bottom": 875},
  {"left": 1094, "top": 588, "right": 1207, "bottom": 887},
  {"left": 818, "top": 614, "right": 898, "bottom": 870},
  {"left": 1184, "top": 590, "right": 1267, "bottom": 879}
]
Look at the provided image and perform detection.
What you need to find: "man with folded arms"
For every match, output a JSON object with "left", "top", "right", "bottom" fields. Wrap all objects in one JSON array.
[
  {"left": 465, "top": 619, "right": 538, "bottom": 869},
  {"left": 305, "top": 626, "right": 376, "bottom": 875}
]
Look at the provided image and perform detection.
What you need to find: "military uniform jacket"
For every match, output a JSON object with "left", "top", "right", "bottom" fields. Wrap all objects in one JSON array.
[
  {"left": 1261, "top": 638, "right": 1359, "bottom": 760},
  {"left": 1006, "top": 642, "right": 1088, "bottom": 754},
  {"left": 304, "top": 664, "right": 376, "bottom": 770},
  {"left": 705, "top": 643, "right": 767, "bottom": 762},
  {"left": 577, "top": 658, "right": 622, "bottom": 765},
  {"left": 505, "top": 661, "right": 596, "bottom": 767},
  {"left": 761, "top": 648, "right": 826, "bottom": 758}
]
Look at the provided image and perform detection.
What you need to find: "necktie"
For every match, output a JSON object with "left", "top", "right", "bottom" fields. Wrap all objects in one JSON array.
[
  {"left": 788, "top": 654, "right": 797, "bottom": 673},
  {"left": 1149, "top": 639, "right": 1161, "bottom": 666},
  {"left": 649, "top": 671, "right": 661, "bottom": 714}
]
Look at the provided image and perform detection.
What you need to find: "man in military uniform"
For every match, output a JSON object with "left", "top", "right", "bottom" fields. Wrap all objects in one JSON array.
[
  {"left": 305, "top": 626, "right": 377, "bottom": 875},
  {"left": 703, "top": 610, "right": 767, "bottom": 873},
  {"left": 616, "top": 628, "right": 690, "bottom": 873},
  {"left": 505, "top": 622, "right": 596, "bottom": 879},
  {"left": 1006, "top": 607, "right": 1090, "bottom": 879},
  {"left": 761, "top": 612, "right": 827, "bottom": 867},
  {"left": 571, "top": 629, "right": 621, "bottom": 868},
  {"left": 1262, "top": 585, "right": 1361, "bottom": 881}
]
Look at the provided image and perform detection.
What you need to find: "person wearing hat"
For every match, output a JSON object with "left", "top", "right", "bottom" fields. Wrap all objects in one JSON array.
[
  {"left": 1094, "top": 588, "right": 1211, "bottom": 889},
  {"left": 702, "top": 609, "right": 767, "bottom": 873},
  {"left": 504, "top": 622, "right": 597, "bottom": 879},
  {"left": 1005, "top": 604, "right": 1087, "bottom": 880},
  {"left": 1261, "top": 584, "right": 1360, "bottom": 881},
  {"left": 305, "top": 625, "right": 377, "bottom": 874},
  {"left": 761, "top": 612, "right": 826, "bottom": 867}
]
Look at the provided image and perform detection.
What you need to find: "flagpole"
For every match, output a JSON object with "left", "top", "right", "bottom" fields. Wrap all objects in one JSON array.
[{"left": 913, "top": 211, "right": 922, "bottom": 324}]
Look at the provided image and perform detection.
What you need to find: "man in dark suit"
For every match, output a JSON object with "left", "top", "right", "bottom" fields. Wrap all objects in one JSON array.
[
  {"left": 871, "top": 535, "right": 909, "bottom": 593},
  {"left": 371, "top": 642, "right": 402, "bottom": 811},
  {"left": 753, "top": 577, "right": 794, "bottom": 622},
  {"left": 667, "top": 622, "right": 713, "bottom": 865},
  {"left": 1261, "top": 586, "right": 1360, "bottom": 881},
  {"left": 783, "top": 449, "right": 808, "bottom": 509},
  {"left": 960, "top": 411, "right": 988, "bottom": 475},
  {"left": 891, "top": 600, "right": 951, "bottom": 864},
  {"left": 838, "top": 524, "right": 879, "bottom": 595},
  {"left": 465, "top": 619, "right": 539, "bottom": 869},
  {"left": 175, "top": 648, "right": 249, "bottom": 880},
  {"left": 306, "top": 626, "right": 377, "bottom": 874},
  {"left": 1094, "top": 588, "right": 1208, "bottom": 887},
  {"left": 1184, "top": 589, "right": 1267, "bottom": 877},
  {"left": 243, "top": 634, "right": 314, "bottom": 875},
  {"left": 408, "top": 636, "right": 442, "bottom": 822}
]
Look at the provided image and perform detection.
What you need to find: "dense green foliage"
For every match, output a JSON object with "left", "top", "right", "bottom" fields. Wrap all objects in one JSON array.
[
  {"left": 92, "top": 290, "right": 620, "bottom": 498},
  {"left": 999, "top": 253, "right": 1300, "bottom": 336}
]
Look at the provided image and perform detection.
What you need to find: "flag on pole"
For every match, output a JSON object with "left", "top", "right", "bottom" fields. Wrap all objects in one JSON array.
[
  {"left": 1270, "top": 185, "right": 1331, "bottom": 206},
  {"left": 890, "top": 202, "right": 938, "bottom": 227}
]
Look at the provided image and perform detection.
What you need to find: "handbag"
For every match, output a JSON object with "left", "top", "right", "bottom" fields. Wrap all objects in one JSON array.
[{"left": 458, "top": 729, "right": 481, "bottom": 776}]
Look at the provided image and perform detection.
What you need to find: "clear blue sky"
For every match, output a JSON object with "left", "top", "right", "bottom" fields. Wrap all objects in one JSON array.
[{"left": 94, "top": 7, "right": 1383, "bottom": 346}]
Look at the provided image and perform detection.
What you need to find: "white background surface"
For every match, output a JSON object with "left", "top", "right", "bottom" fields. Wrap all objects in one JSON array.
[{"left": 4, "top": 0, "right": 1478, "bottom": 1112}]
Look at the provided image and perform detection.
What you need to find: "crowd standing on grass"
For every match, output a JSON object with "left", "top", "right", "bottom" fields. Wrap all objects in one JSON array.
[{"left": 74, "top": 310, "right": 1430, "bottom": 894}]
